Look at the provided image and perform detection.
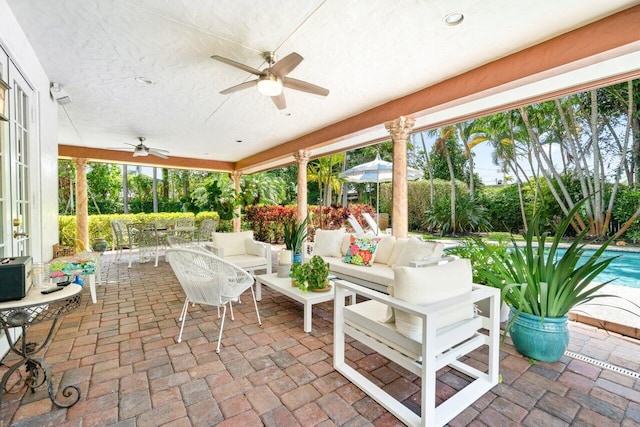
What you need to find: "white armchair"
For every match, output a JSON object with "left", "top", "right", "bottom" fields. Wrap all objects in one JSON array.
[
  {"left": 206, "top": 230, "right": 272, "bottom": 275},
  {"left": 334, "top": 258, "right": 500, "bottom": 427}
]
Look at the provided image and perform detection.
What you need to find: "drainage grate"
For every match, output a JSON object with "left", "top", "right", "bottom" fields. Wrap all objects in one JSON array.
[{"left": 565, "top": 351, "right": 640, "bottom": 379}]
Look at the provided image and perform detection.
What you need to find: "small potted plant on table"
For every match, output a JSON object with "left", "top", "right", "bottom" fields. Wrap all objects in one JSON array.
[
  {"left": 303, "top": 255, "right": 331, "bottom": 292},
  {"left": 283, "top": 216, "right": 309, "bottom": 265}
]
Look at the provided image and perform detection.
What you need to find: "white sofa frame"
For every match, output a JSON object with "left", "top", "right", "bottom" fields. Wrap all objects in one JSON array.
[{"left": 334, "top": 280, "right": 500, "bottom": 427}]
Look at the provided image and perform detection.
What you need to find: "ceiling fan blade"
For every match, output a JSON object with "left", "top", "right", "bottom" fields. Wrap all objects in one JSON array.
[
  {"left": 106, "top": 147, "right": 131, "bottom": 151},
  {"left": 270, "top": 52, "right": 303, "bottom": 76},
  {"left": 220, "top": 79, "right": 258, "bottom": 95},
  {"left": 123, "top": 142, "right": 138, "bottom": 147},
  {"left": 149, "top": 149, "right": 169, "bottom": 159},
  {"left": 211, "top": 55, "right": 263, "bottom": 76},
  {"left": 149, "top": 147, "right": 170, "bottom": 154},
  {"left": 271, "top": 93, "right": 286, "bottom": 110},
  {"left": 283, "top": 77, "right": 329, "bottom": 96}
]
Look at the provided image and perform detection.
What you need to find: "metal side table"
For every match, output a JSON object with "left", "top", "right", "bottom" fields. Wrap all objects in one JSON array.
[{"left": 0, "top": 284, "right": 82, "bottom": 408}]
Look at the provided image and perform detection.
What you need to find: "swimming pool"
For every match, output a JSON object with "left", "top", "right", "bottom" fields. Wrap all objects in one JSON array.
[{"left": 550, "top": 248, "right": 639, "bottom": 289}]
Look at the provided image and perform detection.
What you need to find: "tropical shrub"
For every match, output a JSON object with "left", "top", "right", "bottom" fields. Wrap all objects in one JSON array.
[
  {"left": 447, "top": 238, "right": 510, "bottom": 285},
  {"left": 424, "top": 193, "right": 491, "bottom": 235},
  {"left": 479, "top": 184, "right": 529, "bottom": 233}
]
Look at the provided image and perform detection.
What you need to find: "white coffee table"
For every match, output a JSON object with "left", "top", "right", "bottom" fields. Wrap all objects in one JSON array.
[{"left": 255, "top": 273, "right": 355, "bottom": 332}]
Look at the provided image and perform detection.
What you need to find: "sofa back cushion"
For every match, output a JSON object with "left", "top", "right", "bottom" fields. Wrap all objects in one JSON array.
[
  {"left": 393, "top": 239, "right": 444, "bottom": 267},
  {"left": 313, "top": 229, "right": 346, "bottom": 258},
  {"left": 373, "top": 235, "right": 396, "bottom": 265},
  {"left": 393, "top": 258, "right": 474, "bottom": 341},
  {"left": 343, "top": 235, "right": 382, "bottom": 266},
  {"left": 211, "top": 230, "right": 254, "bottom": 256}
]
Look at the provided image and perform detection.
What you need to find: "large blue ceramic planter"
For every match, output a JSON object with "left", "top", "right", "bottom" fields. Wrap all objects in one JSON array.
[{"left": 508, "top": 307, "right": 569, "bottom": 363}]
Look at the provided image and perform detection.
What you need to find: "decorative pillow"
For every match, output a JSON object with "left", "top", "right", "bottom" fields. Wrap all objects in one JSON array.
[
  {"left": 343, "top": 235, "right": 382, "bottom": 267},
  {"left": 246, "top": 239, "right": 265, "bottom": 257},
  {"left": 313, "top": 229, "right": 346, "bottom": 258},
  {"left": 211, "top": 230, "right": 253, "bottom": 257},
  {"left": 340, "top": 233, "right": 352, "bottom": 257},
  {"left": 387, "top": 238, "right": 409, "bottom": 266},
  {"left": 373, "top": 236, "right": 396, "bottom": 265},
  {"left": 393, "top": 259, "right": 474, "bottom": 341},
  {"left": 393, "top": 238, "right": 444, "bottom": 268}
]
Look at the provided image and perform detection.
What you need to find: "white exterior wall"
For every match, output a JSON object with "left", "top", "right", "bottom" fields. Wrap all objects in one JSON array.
[
  {"left": 1, "top": 0, "right": 59, "bottom": 261},
  {"left": 0, "top": 1, "right": 59, "bottom": 357}
]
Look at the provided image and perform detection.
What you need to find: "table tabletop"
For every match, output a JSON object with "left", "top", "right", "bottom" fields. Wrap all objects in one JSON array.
[{"left": 0, "top": 284, "right": 82, "bottom": 310}]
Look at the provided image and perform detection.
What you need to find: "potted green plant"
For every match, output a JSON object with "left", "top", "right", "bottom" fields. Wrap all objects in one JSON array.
[
  {"left": 476, "top": 200, "right": 618, "bottom": 362},
  {"left": 283, "top": 216, "right": 309, "bottom": 264},
  {"left": 289, "top": 262, "right": 308, "bottom": 288},
  {"left": 302, "top": 255, "right": 331, "bottom": 292}
]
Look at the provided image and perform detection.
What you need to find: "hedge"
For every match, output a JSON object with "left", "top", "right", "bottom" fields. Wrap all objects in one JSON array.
[{"left": 59, "top": 211, "right": 219, "bottom": 248}]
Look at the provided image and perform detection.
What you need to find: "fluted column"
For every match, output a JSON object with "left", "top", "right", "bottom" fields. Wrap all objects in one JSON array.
[
  {"left": 384, "top": 116, "right": 415, "bottom": 238},
  {"left": 231, "top": 171, "right": 242, "bottom": 232},
  {"left": 294, "top": 150, "right": 310, "bottom": 223},
  {"left": 73, "top": 158, "right": 89, "bottom": 251}
]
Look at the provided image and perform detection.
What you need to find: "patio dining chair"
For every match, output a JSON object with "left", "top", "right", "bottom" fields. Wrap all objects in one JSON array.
[
  {"left": 126, "top": 222, "right": 162, "bottom": 267},
  {"left": 110, "top": 219, "right": 132, "bottom": 261},
  {"left": 166, "top": 248, "right": 262, "bottom": 353},
  {"left": 195, "top": 219, "right": 218, "bottom": 243},
  {"left": 174, "top": 216, "right": 196, "bottom": 240}
]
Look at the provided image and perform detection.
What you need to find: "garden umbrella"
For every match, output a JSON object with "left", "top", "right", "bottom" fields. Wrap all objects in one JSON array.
[{"left": 339, "top": 154, "right": 421, "bottom": 219}]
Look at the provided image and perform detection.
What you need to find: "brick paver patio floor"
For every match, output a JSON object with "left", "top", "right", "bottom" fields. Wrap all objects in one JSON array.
[{"left": 1, "top": 251, "right": 639, "bottom": 426}]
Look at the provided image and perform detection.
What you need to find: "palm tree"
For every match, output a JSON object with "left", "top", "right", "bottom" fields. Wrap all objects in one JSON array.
[
  {"left": 307, "top": 154, "right": 345, "bottom": 206},
  {"left": 455, "top": 121, "right": 491, "bottom": 199},
  {"left": 415, "top": 132, "right": 435, "bottom": 205},
  {"left": 431, "top": 126, "right": 458, "bottom": 235}
]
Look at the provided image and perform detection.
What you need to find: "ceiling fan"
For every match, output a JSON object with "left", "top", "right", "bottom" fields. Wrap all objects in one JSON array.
[
  {"left": 109, "top": 137, "right": 169, "bottom": 159},
  {"left": 212, "top": 51, "right": 329, "bottom": 110}
]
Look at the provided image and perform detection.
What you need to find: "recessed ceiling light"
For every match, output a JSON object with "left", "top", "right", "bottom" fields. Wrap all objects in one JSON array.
[
  {"left": 444, "top": 12, "right": 464, "bottom": 26},
  {"left": 135, "top": 76, "right": 154, "bottom": 85}
]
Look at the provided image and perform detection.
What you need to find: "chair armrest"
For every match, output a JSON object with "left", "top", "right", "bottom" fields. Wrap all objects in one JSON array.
[
  {"left": 334, "top": 280, "right": 499, "bottom": 319},
  {"left": 409, "top": 255, "right": 458, "bottom": 268},
  {"left": 246, "top": 239, "right": 270, "bottom": 258},
  {"left": 204, "top": 243, "right": 224, "bottom": 258}
]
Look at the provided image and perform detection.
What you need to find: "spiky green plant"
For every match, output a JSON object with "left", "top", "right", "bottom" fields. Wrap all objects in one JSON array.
[{"left": 476, "top": 199, "right": 618, "bottom": 319}]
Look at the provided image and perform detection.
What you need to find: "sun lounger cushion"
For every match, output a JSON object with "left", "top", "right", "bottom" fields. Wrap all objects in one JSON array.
[
  {"left": 393, "top": 259, "right": 474, "bottom": 341},
  {"left": 312, "top": 229, "right": 346, "bottom": 258}
]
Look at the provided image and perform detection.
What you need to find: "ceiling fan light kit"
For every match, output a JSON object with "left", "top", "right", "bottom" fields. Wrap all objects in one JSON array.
[
  {"left": 109, "top": 137, "right": 170, "bottom": 159},
  {"left": 257, "top": 73, "right": 283, "bottom": 96}
]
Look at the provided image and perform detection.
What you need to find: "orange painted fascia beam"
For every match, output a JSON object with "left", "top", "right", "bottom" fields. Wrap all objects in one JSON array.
[
  {"left": 58, "top": 145, "right": 235, "bottom": 172},
  {"left": 236, "top": 5, "right": 640, "bottom": 172}
]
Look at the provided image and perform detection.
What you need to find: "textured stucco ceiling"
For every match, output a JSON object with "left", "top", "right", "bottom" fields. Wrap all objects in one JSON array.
[{"left": 6, "top": 0, "right": 640, "bottom": 172}]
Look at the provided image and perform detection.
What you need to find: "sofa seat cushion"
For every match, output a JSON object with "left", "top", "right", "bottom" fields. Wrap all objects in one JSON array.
[
  {"left": 211, "top": 231, "right": 254, "bottom": 256},
  {"left": 225, "top": 253, "right": 268, "bottom": 269},
  {"left": 327, "top": 256, "right": 394, "bottom": 286}
]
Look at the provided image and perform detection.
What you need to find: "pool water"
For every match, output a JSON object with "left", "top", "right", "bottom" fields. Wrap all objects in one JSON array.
[{"left": 551, "top": 248, "right": 640, "bottom": 289}]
